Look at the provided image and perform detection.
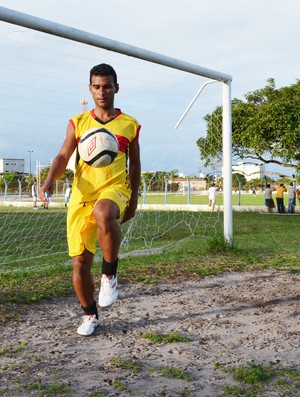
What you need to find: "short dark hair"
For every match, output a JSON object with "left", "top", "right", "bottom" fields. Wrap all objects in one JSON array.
[{"left": 89, "top": 63, "right": 117, "bottom": 85}]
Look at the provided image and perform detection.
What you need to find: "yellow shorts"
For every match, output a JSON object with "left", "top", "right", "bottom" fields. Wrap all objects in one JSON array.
[{"left": 67, "top": 185, "right": 131, "bottom": 257}]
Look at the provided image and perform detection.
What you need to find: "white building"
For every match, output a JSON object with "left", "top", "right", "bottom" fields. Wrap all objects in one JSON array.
[
  {"left": 172, "top": 177, "right": 206, "bottom": 192},
  {"left": 0, "top": 158, "right": 25, "bottom": 174},
  {"left": 232, "top": 161, "right": 265, "bottom": 181}
]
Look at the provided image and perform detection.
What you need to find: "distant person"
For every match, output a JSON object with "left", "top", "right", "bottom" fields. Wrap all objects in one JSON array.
[
  {"left": 43, "top": 191, "right": 50, "bottom": 209},
  {"left": 252, "top": 187, "right": 256, "bottom": 195},
  {"left": 287, "top": 182, "right": 296, "bottom": 214},
  {"left": 208, "top": 183, "right": 218, "bottom": 211},
  {"left": 64, "top": 185, "right": 72, "bottom": 208},
  {"left": 264, "top": 184, "right": 274, "bottom": 213},
  {"left": 276, "top": 183, "right": 287, "bottom": 213},
  {"left": 31, "top": 180, "right": 38, "bottom": 209}
]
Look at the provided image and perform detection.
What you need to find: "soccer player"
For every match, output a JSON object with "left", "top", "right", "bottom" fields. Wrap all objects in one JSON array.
[
  {"left": 64, "top": 185, "right": 72, "bottom": 208},
  {"left": 40, "top": 64, "right": 141, "bottom": 336},
  {"left": 31, "top": 180, "right": 38, "bottom": 209},
  {"left": 208, "top": 183, "right": 218, "bottom": 211}
]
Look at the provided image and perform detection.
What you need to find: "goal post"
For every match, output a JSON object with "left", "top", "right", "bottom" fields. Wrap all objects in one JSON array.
[{"left": 0, "top": 5, "right": 233, "bottom": 243}]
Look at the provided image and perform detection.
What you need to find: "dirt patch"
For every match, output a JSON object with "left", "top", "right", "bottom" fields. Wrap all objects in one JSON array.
[{"left": 1, "top": 270, "right": 300, "bottom": 396}]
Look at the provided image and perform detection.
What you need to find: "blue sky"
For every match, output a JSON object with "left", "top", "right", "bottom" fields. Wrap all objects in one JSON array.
[{"left": 0, "top": 0, "right": 299, "bottom": 177}]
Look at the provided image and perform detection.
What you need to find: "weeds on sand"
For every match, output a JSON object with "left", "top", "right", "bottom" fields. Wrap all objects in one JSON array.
[{"left": 214, "top": 362, "right": 300, "bottom": 396}]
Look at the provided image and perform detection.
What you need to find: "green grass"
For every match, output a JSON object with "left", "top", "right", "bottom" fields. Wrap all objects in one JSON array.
[
  {"left": 112, "top": 379, "right": 127, "bottom": 392},
  {"left": 214, "top": 362, "right": 300, "bottom": 396},
  {"left": 141, "top": 331, "right": 191, "bottom": 344},
  {"left": 110, "top": 356, "right": 141, "bottom": 373},
  {"left": 0, "top": 208, "right": 299, "bottom": 308},
  {"left": 159, "top": 365, "right": 192, "bottom": 381},
  {"left": 0, "top": 341, "right": 28, "bottom": 358},
  {"left": 27, "top": 380, "right": 72, "bottom": 395},
  {"left": 141, "top": 192, "right": 267, "bottom": 206}
]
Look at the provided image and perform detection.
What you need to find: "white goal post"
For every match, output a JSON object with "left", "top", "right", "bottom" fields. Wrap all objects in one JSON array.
[{"left": 0, "top": 5, "right": 233, "bottom": 243}]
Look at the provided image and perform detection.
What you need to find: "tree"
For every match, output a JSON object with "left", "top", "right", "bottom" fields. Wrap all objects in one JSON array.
[
  {"left": 197, "top": 79, "right": 300, "bottom": 174},
  {"left": 0, "top": 173, "right": 30, "bottom": 194},
  {"left": 205, "top": 174, "right": 216, "bottom": 189},
  {"left": 39, "top": 166, "right": 74, "bottom": 194},
  {"left": 141, "top": 170, "right": 179, "bottom": 192},
  {"left": 244, "top": 178, "right": 265, "bottom": 192},
  {"left": 232, "top": 173, "right": 247, "bottom": 192}
]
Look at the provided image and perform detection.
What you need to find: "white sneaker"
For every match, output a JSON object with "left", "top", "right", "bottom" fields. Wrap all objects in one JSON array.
[
  {"left": 77, "top": 314, "right": 99, "bottom": 336},
  {"left": 98, "top": 274, "right": 118, "bottom": 307}
]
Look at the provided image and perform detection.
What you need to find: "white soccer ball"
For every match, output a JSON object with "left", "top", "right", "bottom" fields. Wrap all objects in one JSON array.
[{"left": 78, "top": 128, "right": 119, "bottom": 167}]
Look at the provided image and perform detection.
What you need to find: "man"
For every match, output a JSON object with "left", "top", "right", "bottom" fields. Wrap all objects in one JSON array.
[
  {"left": 276, "top": 183, "right": 287, "bottom": 213},
  {"left": 43, "top": 191, "right": 49, "bottom": 210},
  {"left": 287, "top": 182, "right": 295, "bottom": 214},
  {"left": 40, "top": 64, "right": 141, "bottom": 336},
  {"left": 64, "top": 185, "right": 72, "bottom": 208},
  {"left": 264, "top": 183, "right": 274, "bottom": 213},
  {"left": 31, "top": 180, "right": 38, "bottom": 209},
  {"left": 208, "top": 183, "right": 217, "bottom": 211}
]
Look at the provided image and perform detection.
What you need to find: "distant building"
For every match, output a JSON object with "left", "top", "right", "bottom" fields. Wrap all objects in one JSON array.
[
  {"left": 0, "top": 158, "right": 24, "bottom": 174},
  {"left": 141, "top": 171, "right": 207, "bottom": 192},
  {"left": 171, "top": 176, "right": 206, "bottom": 192},
  {"left": 232, "top": 161, "right": 265, "bottom": 181}
]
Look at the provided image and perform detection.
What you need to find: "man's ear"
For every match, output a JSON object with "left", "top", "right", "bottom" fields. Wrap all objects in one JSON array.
[{"left": 115, "top": 83, "right": 119, "bottom": 94}]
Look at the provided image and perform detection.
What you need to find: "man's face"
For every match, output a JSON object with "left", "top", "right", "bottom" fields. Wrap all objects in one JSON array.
[{"left": 89, "top": 75, "right": 119, "bottom": 110}]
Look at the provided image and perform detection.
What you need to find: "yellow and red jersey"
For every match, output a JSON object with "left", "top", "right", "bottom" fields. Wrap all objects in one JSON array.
[{"left": 69, "top": 109, "right": 140, "bottom": 204}]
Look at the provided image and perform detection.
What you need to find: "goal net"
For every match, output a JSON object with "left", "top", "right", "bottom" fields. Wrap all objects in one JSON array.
[{"left": 0, "top": 8, "right": 232, "bottom": 269}]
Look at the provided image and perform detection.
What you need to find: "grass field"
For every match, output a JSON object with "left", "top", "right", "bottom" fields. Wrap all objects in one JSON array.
[
  {"left": 0, "top": 191, "right": 274, "bottom": 206},
  {"left": 1, "top": 207, "right": 299, "bottom": 397},
  {"left": 141, "top": 192, "right": 267, "bottom": 206},
  {"left": 0, "top": 208, "right": 299, "bottom": 306}
]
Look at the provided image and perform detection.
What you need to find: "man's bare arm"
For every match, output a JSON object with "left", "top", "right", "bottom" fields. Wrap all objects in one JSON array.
[
  {"left": 121, "top": 138, "right": 141, "bottom": 224},
  {"left": 39, "top": 123, "right": 77, "bottom": 199}
]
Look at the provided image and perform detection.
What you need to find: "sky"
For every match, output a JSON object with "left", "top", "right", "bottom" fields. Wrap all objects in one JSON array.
[{"left": 0, "top": 0, "right": 299, "bottom": 177}]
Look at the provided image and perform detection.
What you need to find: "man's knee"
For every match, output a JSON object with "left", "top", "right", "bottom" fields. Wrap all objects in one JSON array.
[
  {"left": 72, "top": 251, "right": 93, "bottom": 271},
  {"left": 94, "top": 200, "right": 119, "bottom": 227}
]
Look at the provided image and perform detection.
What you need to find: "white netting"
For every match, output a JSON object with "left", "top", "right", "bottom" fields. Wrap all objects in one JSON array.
[{"left": 0, "top": 22, "right": 223, "bottom": 268}]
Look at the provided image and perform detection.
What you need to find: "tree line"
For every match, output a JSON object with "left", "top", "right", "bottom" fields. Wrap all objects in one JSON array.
[{"left": 197, "top": 78, "right": 300, "bottom": 179}]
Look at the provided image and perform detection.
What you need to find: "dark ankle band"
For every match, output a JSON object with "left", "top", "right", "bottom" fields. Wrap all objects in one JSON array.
[
  {"left": 81, "top": 300, "right": 98, "bottom": 319},
  {"left": 102, "top": 258, "right": 118, "bottom": 276}
]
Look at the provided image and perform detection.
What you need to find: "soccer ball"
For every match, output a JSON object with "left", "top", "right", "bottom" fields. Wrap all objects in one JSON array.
[{"left": 78, "top": 128, "right": 119, "bottom": 167}]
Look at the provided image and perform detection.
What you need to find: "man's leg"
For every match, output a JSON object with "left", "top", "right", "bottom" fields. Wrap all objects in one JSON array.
[
  {"left": 73, "top": 249, "right": 99, "bottom": 336},
  {"left": 212, "top": 200, "right": 215, "bottom": 211},
  {"left": 280, "top": 199, "right": 284, "bottom": 213},
  {"left": 94, "top": 199, "right": 121, "bottom": 307},
  {"left": 93, "top": 199, "right": 121, "bottom": 262},
  {"left": 72, "top": 249, "right": 95, "bottom": 307},
  {"left": 288, "top": 197, "right": 293, "bottom": 213},
  {"left": 276, "top": 198, "right": 280, "bottom": 213}
]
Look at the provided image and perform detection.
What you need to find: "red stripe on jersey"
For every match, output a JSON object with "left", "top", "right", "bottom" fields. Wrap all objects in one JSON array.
[
  {"left": 70, "top": 119, "right": 76, "bottom": 130},
  {"left": 132, "top": 125, "right": 141, "bottom": 141},
  {"left": 69, "top": 119, "right": 81, "bottom": 143},
  {"left": 116, "top": 135, "right": 130, "bottom": 153}
]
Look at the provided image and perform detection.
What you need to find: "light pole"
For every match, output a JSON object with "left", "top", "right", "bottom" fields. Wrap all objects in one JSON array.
[
  {"left": 28, "top": 150, "right": 33, "bottom": 175},
  {"left": 80, "top": 98, "right": 88, "bottom": 113}
]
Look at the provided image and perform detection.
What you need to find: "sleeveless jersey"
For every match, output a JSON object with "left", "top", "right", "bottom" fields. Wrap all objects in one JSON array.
[{"left": 69, "top": 109, "right": 140, "bottom": 204}]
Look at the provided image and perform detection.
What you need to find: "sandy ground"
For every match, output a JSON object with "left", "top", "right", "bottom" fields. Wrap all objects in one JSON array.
[{"left": 1, "top": 270, "right": 300, "bottom": 397}]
